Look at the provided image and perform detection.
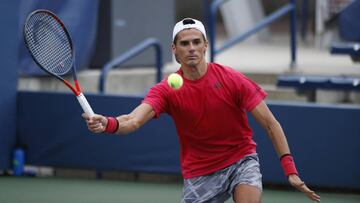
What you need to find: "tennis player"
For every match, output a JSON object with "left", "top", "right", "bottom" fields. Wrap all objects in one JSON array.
[{"left": 83, "top": 18, "right": 321, "bottom": 203}]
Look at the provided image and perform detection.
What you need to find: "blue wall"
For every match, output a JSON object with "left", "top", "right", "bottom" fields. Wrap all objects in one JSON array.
[
  {"left": 250, "top": 102, "right": 360, "bottom": 189},
  {"left": 0, "top": 0, "right": 20, "bottom": 170},
  {"left": 17, "top": 92, "right": 180, "bottom": 173},
  {"left": 17, "top": 92, "right": 360, "bottom": 190}
]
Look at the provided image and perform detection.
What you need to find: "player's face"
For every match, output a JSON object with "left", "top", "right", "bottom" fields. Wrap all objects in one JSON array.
[{"left": 172, "top": 29, "right": 208, "bottom": 67}]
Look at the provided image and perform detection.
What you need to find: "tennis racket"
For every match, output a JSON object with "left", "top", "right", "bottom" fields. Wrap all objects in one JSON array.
[{"left": 23, "top": 9, "right": 94, "bottom": 116}]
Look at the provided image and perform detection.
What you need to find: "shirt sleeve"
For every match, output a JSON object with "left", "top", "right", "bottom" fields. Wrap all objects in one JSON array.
[
  {"left": 142, "top": 80, "right": 170, "bottom": 118},
  {"left": 233, "top": 72, "right": 268, "bottom": 112}
]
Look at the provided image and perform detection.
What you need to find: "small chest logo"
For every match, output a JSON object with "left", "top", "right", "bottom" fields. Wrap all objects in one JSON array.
[{"left": 214, "top": 81, "right": 223, "bottom": 89}]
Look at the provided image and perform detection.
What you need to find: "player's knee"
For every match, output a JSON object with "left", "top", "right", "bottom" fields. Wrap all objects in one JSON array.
[{"left": 233, "top": 184, "right": 262, "bottom": 203}]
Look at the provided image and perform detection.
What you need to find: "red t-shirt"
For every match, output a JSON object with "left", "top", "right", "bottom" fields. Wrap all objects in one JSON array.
[{"left": 142, "top": 63, "right": 267, "bottom": 178}]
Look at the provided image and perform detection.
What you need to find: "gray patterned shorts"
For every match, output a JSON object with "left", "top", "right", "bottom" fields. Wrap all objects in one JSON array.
[{"left": 181, "top": 153, "right": 262, "bottom": 203}]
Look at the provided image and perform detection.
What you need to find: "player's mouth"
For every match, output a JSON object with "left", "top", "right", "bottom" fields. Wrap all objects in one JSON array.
[{"left": 187, "top": 55, "right": 197, "bottom": 60}]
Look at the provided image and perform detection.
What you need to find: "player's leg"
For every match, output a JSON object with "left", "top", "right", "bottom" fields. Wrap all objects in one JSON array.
[
  {"left": 229, "top": 154, "right": 263, "bottom": 203},
  {"left": 233, "top": 184, "right": 262, "bottom": 203}
]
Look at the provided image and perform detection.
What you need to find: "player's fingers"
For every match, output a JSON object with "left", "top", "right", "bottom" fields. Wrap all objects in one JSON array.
[
  {"left": 88, "top": 115, "right": 104, "bottom": 124},
  {"left": 88, "top": 118, "right": 101, "bottom": 126},
  {"left": 93, "top": 124, "right": 105, "bottom": 133},
  {"left": 88, "top": 121, "right": 103, "bottom": 129},
  {"left": 298, "top": 183, "right": 321, "bottom": 202},
  {"left": 83, "top": 113, "right": 103, "bottom": 124},
  {"left": 88, "top": 122, "right": 104, "bottom": 133},
  {"left": 310, "top": 193, "right": 321, "bottom": 202},
  {"left": 82, "top": 113, "right": 90, "bottom": 121},
  {"left": 83, "top": 114, "right": 107, "bottom": 133},
  {"left": 305, "top": 190, "right": 321, "bottom": 202},
  {"left": 288, "top": 176, "right": 321, "bottom": 202},
  {"left": 87, "top": 122, "right": 102, "bottom": 128}
]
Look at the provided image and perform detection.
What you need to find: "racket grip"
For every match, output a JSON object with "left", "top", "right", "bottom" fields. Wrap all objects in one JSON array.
[{"left": 76, "top": 93, "right": 94, "bottom": 116}]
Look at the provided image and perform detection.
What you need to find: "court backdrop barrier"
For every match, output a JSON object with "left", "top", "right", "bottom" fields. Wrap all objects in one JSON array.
[
  {"left": 0, "top": 0, "right": 20, "bottom": 171},
  {"left": 16, "top": 91, "right": 360, "bottom": 190}
]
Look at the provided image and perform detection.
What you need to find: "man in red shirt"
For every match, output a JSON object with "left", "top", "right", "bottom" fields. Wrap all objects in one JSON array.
[{"left": 83, "top": 18, "right": 320, "bottom": 203}]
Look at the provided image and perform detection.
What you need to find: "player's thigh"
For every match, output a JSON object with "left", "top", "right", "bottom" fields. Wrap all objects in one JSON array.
[{"left": 233, "top": 184, "right": 262, "bottom": 203}]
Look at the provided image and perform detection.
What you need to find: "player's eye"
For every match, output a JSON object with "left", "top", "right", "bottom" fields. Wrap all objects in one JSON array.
[
  {"left": 193, "top": 39, "right": 201, "bottom": 45},
  {"left": 180, "top": 41, "right": 189, "bottom": 46}
]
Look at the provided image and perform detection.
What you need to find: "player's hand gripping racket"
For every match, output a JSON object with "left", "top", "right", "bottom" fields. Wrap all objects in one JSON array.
[{"left": 23, "top": 9, "right": 94, "bottom": 116}]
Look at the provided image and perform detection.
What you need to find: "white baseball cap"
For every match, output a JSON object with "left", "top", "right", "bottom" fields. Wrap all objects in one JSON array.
[{"left": 172, "top": 18, "right": 207, "bottom": 42}]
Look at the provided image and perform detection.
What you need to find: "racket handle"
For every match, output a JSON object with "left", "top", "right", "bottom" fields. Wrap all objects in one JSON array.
[{"left": 76, "top": 93, "right": 94, "bottom": 116}]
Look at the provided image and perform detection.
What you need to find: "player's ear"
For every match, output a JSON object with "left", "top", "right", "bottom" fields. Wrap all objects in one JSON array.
[
  {"left": 171, "top": 44, "right": 179, "bottom": 63},
  {"left": 204, "top": 39, "right": 208, "bottom": 49},
  {"left": 171, "top": 43, "right": 176, "bottom": 54},
  {"left": 203, "top": 40, "right": 208, "bottom": 55}
]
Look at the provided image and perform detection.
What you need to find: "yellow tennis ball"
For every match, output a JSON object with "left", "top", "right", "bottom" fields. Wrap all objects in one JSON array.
[{"left": 167, "top": 73, "right": 183, "bottom": 90}]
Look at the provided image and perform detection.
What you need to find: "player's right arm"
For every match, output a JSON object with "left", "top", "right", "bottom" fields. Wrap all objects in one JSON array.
[
  {"left": 82, "top": 103, "right": 155, "bottom": 135},
  {"left": 116, "top": 103, "right": 155, "bottom": 134}
]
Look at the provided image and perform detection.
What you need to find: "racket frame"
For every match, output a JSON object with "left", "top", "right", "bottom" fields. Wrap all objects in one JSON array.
[{"left": 23, "top": 9, "right": 94, "bottom": 116}]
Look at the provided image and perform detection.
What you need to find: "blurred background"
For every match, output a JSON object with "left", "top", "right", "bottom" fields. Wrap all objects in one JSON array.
[{"left": 1, "top": 0, "right": 360, "bottom": 202}]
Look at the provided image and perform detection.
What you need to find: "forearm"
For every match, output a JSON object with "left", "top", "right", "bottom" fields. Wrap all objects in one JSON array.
[
  {"left": 251, "top": 101, "right": 298, "bottom": 177},
  {"left": 264, "top": 119, "right": 291, "bottom": 158},
  {"left": 114, "top": 114, "right": 141, "bottom": 135},
  {"left": 251, "top": 101, "right": 291, "bottom": 157},
  {"left": 111, "top": 103, "right": 155, "bottom": 135}
]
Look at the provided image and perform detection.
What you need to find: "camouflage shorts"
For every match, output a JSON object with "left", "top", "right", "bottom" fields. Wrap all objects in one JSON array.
[{"left": 182, "top": 153, "right": 262, "bottom": 203}]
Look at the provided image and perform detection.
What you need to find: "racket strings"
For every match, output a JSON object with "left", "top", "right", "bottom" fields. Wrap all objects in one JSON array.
[{"left": 24, "top": 12, "right": 73, "bottom": 75}]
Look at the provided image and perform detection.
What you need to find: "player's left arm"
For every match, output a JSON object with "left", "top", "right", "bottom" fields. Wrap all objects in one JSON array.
[{"left": 250, "top": 101, "right": 321, "bottom": 202}]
